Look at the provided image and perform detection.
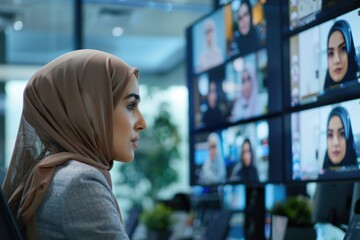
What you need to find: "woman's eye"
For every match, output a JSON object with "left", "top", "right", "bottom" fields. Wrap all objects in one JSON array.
[
  {"left": 341, "top": 45, "right": 347, "bottom": 53},
  {"left": 327, "top": 132, "right": 333, "bottom": 139},
  {"left": 327, "top": 50, "right": 334, "bottom": 58},
  {"left": 339, "top": 130, "right": 345, "bottom": 138},
  {"left": 127, "top": 102, "right": 137, "bottom": 111}
]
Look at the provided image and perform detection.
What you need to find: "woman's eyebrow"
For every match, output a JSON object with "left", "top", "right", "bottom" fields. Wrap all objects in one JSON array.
[
  {"left": 124, "top": 93, "right": 140, "bottom": 101},
  {"left": 336, "top": 41, "right": 346, "bottom": 49},
  {"left": 328, "top": 41, "right": 345, "bottom": 51}
]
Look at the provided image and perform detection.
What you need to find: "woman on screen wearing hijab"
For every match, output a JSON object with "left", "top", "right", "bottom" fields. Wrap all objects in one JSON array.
[
  {"left": 323, "top": 20, "right": 360, "bottom": 90},
  {"left": 2, "top": 49, "right": 147, "bottom": 239},
  {"left": 202, "top": 81, "right": 226, "bottom": 128},
  {"left": 230, "top": 63, "right": 260, "bottom": 122},
  {"left": 230, "top": 138, "right": 259, "bottom": 182},
  {"left": 198, "top": 18, "right": 224, "bottom": 73},
  {"left": 322, "top": 106, "right": 358, "bottom": 173},
  {"left": 234, "top": 0, "right": 260, "bottom": 54},
  {"left": 199, "top": 132, "right": 226, "bottom": 185}
]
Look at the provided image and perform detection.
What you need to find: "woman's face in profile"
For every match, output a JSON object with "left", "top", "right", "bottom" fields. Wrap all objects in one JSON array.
[
  {"left": 327, "top": 115, "right": 346, "bottom": 165},
  {"left": 113, "top": 74, "right": 147, "bottom": 163},
  {"left": 242, "top": 141, "right": 252, "bottom": 167},
  {"left": 327, "top": 30, "right": 348, "bottom": 83},
  {"left": 242, "top": 70, "right": 252, "bottom": 99},
  {"left": 238, "top": 3, "right": 251, "bottom": 35}
]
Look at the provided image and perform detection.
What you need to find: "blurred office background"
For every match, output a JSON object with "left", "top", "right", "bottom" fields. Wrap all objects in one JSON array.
[{"left": 0, "top": 0, "right": 216, "bottom": 215}]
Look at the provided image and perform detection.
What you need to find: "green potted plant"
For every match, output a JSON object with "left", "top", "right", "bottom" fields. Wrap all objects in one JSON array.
[
  {"left": 116, "top": 102, "right": 181, "bottom": 209},
  {"left": 270, "top": 195, "right": 316, "bottom": 240},
  {"left": 140, "top": 203, "right": 173, "bottom": 240}
]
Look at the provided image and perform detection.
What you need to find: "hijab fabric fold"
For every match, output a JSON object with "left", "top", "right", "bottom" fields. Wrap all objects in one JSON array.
[{"left": 2, "top": 49, "right": 138, "bottom": 239}]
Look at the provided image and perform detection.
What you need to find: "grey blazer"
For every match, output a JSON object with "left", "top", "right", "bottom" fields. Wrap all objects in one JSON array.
[{"left": 37, "top": 160, "right": 129, "bottom": 240}]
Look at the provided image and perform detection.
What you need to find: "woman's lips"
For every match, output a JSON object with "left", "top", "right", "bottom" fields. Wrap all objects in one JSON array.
[
  {"left": 331, "top": 150, "right": 341, "bottom": 157},
  {"left": 333, "top": 67, "right": 342, "bottom": 75},
  {"left": 131, "top": 137, "right": 139, "bottom": 148}
]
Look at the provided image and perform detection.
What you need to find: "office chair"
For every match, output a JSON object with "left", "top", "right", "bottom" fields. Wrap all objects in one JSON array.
[{"left": 0, "top": 189, "right": 24, "bottom": 240}]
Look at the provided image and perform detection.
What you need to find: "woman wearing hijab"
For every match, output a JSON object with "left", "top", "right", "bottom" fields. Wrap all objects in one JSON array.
[
  {"left": 202, "top": 81, "right": 226, "bottom": 128},
  {"left": 323, "top": 20, "right": 360, "bottom": 90},
  {"left": 323, "top": 106, "right": 357, "bottom": 172},
  {"left": 230, "top": 63, "right": 260, "bottom": 122},
  {"left": 198, "top": 18, "right": 224, "bottom": 73},
  {"left": 234, "top": 0, "right": 260, "bottom": 55},
  {"left": 1, "top": 49, "right": 147, "bottom": 239},
  {"left": 198, "top": 132, "right": 226, "bottom": 185},
  {"left": 230, "top": 138, "right": 259, "bottom": 182}
]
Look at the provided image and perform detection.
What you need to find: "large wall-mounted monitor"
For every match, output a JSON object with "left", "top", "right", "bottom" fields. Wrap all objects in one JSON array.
[
  {"left": 192, "top": 49, "right": 269, "bottom": 129},
  {"left": 285, "top": 98, "right": 360, "bottom": 182},
  {"left": 187, "top": 0, "right": 282, "bottom": 132},
  {"left": 284, "top": 3, "right": 360, "bottom": 109},
  {"left": 287, "top": 0, "right": 359, "bottom": 32},
  {"left": 190, "top": 117, "right": 283, "bottom": 186},
  {"left": 187, "top": 0, "right": 283, "bottom": 188},
  {"left": 282, "top": 0, "right": 360, "bottom": 185}
]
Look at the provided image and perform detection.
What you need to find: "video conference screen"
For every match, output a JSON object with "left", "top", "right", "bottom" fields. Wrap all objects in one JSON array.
[
  {"left": 289, "top": 8, "right": 360, "bottom": 107},
  {"left": 192, "top": 49, "right": 268, "bottom": 129},
  {"left": 288, "top": 0, "right": 359, "bottom": 31},
  {"left": 190, "top": 117, "right": 283, "bottom": 186},
  {"left": 187, "top": 0, "right": 360, "bottom": 192},
  {"left": 192, "top": 7, "right": 226, "bottom": 74},
  {"left": 187, "top": 0, "right": 283, "bottom": 131},
  {"left": 288, "top": 98, "right": 360, "bottom": 181},
  {"left": 191, "top": 0, "right": 267, "bottom": 75}
]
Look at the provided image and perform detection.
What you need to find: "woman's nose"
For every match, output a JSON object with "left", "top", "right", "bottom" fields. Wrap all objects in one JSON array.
[{"left": 136, "top": 113, "right": 147, "bottom": 131}]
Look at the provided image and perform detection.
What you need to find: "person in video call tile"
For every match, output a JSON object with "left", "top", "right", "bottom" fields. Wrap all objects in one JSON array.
[
  {"left": 230, "top": 138, "right": 259, "bottom": 182},
  {"left": 202, "top": 81, "right": 226, "bottom": 127},
  {"left": 234, "top": 0, "right": 260, "bottom": 54},
  {"left": 323, "top": 20, "right": 360, "bottom": 90},
  {"left": 2, "top": 49, "right": 147, "bottom": 239},
  {"left": 322, "top": 106, "right": 357, "bottom": 173},
  {"left": 230, "top": 64, "right": 260, "bottom": 122},
  {"left": 199, "top": 132, "right": 226, "bottom": 184},
  {"left": 198, "top": 18, "right": 224, "bottom": 73}
]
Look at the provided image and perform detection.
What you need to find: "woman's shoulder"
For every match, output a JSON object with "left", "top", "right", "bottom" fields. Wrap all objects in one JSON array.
[
  {"left": 47, "top": 160, "right": 112, "bottom": 206},
  {"left": 54, "top": 160, "right": 108, "bottom": 185},
  {"left": 38, "top": 160, "right": 127, "bottom": 239}
]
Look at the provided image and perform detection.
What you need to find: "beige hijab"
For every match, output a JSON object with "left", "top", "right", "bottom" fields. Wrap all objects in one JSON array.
[{"left": 2, "top": 49, "right": 138, "bottom": 239}]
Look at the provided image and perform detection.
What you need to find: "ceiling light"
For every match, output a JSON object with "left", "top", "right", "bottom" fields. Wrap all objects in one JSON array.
[
  {"left": 112, "top": 27, "right": 124, "bottom": 37},
  {"left": 13, "top": 20, "right": 23, "bottom": 31}
]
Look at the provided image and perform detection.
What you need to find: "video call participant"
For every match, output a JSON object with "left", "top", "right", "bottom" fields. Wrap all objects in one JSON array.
[
  {"left": 323, "top": 20, "right": 360, "bottom": 90},
  {"left": 230, "top": 63, "right": 260, "bottom": 122},
  {"left": 230, "top": 138, "right": 259, "bottom": 182},
  {"left": 2, "top": 49, "right": 147, "bottom": 239},
  {"left": 199, "top": 132, "right": 226, "bottom": 185},
  {"left": 322, "top": 106, "right": 358, "bottom": 173},
  {"left": 234, "top": 0, "right": 260, "bottom": 54},
  {"left": 202, "top": 81, "right": 226, "bottom": 127},
  {"left": 198, "top": 18, "right": 224, "bottom": 73}
]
